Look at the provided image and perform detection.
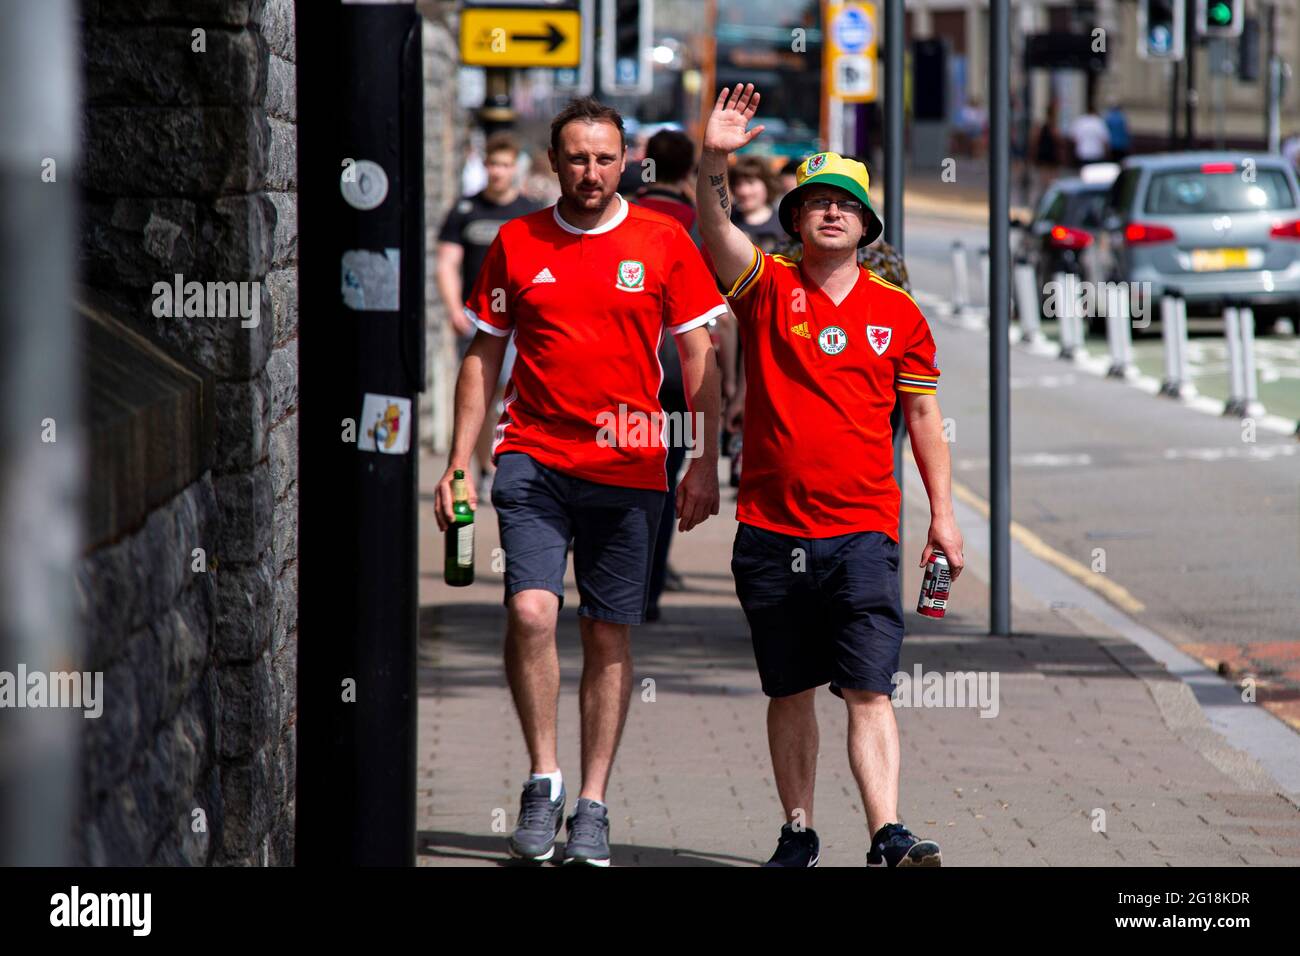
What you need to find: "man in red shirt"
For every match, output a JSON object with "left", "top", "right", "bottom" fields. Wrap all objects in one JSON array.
[
  {"left": 435, "top": 97, "right": 725, "bottom": 867},
  {"left": 697, "top": 84, "right": 966, "bottom": 867}
]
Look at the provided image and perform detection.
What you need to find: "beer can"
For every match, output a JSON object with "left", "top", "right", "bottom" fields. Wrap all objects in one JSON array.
[{"left": 917, "top": 548, "right": 951, "bottom": 618}]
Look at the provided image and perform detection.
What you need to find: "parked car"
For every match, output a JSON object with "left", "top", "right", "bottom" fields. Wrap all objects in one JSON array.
[
  {"left": 1094, "top": 152, "right": 1300, "bottom": 331},
  {"left": 1015, "top": 170, "right": 1114, "bottom": 305}
]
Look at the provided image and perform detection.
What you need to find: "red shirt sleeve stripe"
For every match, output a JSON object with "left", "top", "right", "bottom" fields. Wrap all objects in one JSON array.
[{"left": 725, "top": 245, "right": 764, "bottom": 300}]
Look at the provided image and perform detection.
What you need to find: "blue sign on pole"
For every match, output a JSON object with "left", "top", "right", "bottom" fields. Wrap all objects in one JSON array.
[{"left": 835, "top": 6, "right": 871, "bottom": 54}]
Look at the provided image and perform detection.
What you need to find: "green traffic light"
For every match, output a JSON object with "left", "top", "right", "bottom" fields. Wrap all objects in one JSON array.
[{"left": 1208, "top": 1, "right": 1232, "bottom": 25}]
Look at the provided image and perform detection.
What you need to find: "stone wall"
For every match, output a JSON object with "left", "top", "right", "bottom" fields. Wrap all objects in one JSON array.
[
  {"left": 77, "top": 0, "right": 297, "bottom": 865},
  {"left": 420, "top": 0, "right": 467, "bottom": 453}
]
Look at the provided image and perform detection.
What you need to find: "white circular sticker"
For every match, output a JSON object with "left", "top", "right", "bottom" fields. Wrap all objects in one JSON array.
[
  {"left": 818, "top": 325, "right": 848, "bottom": 355},
  {"left": 340, "top": 159, "right": 389, "bottom": 211}
]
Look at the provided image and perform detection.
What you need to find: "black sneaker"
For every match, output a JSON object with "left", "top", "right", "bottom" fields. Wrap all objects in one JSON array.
[
  {"left": 763, "top": 822, "right": 820, "bottom": 867},
  {"left": 866, "top": 822, "right": 942, "bottom": 867},
  {"left": 507, "top": 777, "right": 565, "bottom": 863},
  {"left": 561, "top": 798, "right": 611, "bottom": 867}
]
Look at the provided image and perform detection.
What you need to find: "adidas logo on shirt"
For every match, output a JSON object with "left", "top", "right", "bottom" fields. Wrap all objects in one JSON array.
[
  {"left": 790, "top": 321, "right": 811, "bottom": 339},
  {"left": 532, "top": 267, "right": 557, "bottom": 283}
]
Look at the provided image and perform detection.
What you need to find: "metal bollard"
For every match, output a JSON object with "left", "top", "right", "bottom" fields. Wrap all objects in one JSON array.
[
  {"left": 1240, "top": 306, "right": 1264, "bottom": 417},
  {"left": 1054, "top": 271, "right": 1074, "bottom": 358},
  {"left": 951, "top": 241, "right": 970, "bottom": 313},
  {"left": 979, "top": 246, "right": 990, "bottom": 308},
  {"left": 1104, "top": 282, "right": 1130, "bottom": 378},
  {"left": 1224, "top": 302, "right": 1265, "bottom": 417},
  {"left": 1071, "top": 273, "right": 1089, "bottom": 359},
  {"left": 1063, "top": 272, "right": 1088, "bottom": 361},
  {"left": 1118, "top": 283, "right": 1135, "bottom": 372},
  {"left": 1013, "top": 260, "right": 1042, "bottom": 342},
  {"left": 1160, "top": 290, "right": 1193, "bottom": 398},
  {"left": 1159, "top": 292, "right": 1180, "bottom": 395},
  {"left": 1174, "top": 294, "right": 1193, "bottom": 396},
  {"left": 1223, "top": 304, "right": 1245, "bottom": 414},
  {"left": 1050, "top": 273, "right": 1081, "bottom": 361}
]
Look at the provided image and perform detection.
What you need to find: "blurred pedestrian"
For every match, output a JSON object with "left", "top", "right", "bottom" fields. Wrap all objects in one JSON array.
[
  {"left": 698, "top": 83, "right": 964, "bottom": 869},
  {"left": 1032, "top": 101, "right": 1062, "bottom": 196},
  {"left": 461, "top": 131, "right": 488, "bottom": 195},
  {"left": 617, "top": 126, "right": 650, "bottom": 196},
  {"left": 729, "top": 155, "right": 786, "bottom": 253},
  {"left": 436, "top": 131, "right": 542, "bottom": 483},
  {"left": 437, "top": 97, "right": 724, "bottom": 868},
  {"left": 1104, "top": 101, "right": 1131, "bottom": 162},
  {"left": 775, "top": 157, "right": 800, "bottom": 204},
  {"left": 630, "top": 129, "right": 709, "bottom": 620},
  {"left": 954, "top": 97, "right": 987, "bottom": 158},
  {"left": 1069, "top": 106, "right": 1110, "bottom": 165}
]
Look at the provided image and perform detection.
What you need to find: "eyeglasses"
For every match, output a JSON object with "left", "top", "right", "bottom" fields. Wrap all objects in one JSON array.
[{"left": 802, "top": 197, "right": 865, "bottom": 213}]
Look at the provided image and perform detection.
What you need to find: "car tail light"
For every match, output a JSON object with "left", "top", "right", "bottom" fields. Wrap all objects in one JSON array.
[
  {"left": 1200, "top": 162, "right": 1237, "bottom": 174},
  {"left": 1124, "top": 222, "right": 1176, "bottom": 245},
  {"left": 1049, "top": 225, "right": 1093, "bottom": 249},
  {"left": 1269, "top": 219, "right": 1300, "bottom": 239}
]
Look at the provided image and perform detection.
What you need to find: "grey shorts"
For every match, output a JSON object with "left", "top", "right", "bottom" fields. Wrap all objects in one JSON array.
[{"left": 490, "top": 452, "right": 667, "bottom": 625}]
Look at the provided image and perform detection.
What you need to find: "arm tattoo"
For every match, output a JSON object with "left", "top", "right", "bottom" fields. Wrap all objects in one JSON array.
[{"left": 709, "top": 173, "right": 729, "bottom": 211}]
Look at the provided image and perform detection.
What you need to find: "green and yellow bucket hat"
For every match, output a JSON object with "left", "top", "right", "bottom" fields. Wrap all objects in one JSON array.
[{"left": 777, "top": 151, "right": 883, "bottom": 248}]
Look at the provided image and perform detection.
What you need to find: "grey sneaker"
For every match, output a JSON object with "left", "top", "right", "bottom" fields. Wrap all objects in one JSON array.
[
  {"left": 561, "top": 798, "right": 611, "bottom": 867},
  {"left": 507, "top": 777, "right": 565, "bottom": 863}
]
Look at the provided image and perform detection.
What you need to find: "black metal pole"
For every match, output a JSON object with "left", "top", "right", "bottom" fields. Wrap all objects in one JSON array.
[
  {"left": 884, "top": 0, "right": 906, "bottom": 586},
  {"left": 989, "top": 0, "right": 1011, "bottom": 637},
  {"left": 1184, "top": 3, "right": 1197, "bottom": 147},
  {"left": 1265, "top": 2, "right": 1280, "bottom": 152},
  {"left": 296, "top": 0, "right": 423, "bottom": 865},
  {"left": 1020, "top": 49, "right": 1032, "bottom": 208},
  {"left": 1169, "top": 59, "right": 1181, "bottom": 149}
]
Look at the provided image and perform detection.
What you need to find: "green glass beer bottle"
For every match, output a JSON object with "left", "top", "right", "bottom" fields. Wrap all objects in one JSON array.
[{"left": 444, "top": 469, "right": 475, "bottom": 587}]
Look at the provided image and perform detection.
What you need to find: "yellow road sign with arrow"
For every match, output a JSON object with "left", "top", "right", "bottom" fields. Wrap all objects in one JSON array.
[{"left": 460, "top": 8, "right": 582, "bottom": 67}]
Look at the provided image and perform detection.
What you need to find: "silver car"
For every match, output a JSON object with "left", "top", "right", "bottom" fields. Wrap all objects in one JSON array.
[{"left": 1095, "top": 152, "right": 1300, "bottom": 326}]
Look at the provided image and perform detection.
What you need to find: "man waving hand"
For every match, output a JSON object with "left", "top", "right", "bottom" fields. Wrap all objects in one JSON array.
[{"left": 696, "top": 84, "right": 965, "bottom": 867}]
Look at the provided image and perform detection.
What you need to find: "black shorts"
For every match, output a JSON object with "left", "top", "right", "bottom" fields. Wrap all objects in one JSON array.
[
  {"left": 491, "top": 452, "right": 666, "bottom": 625},
  {"left": 731, "top": 522, "right": 905, "bottom": 698}
]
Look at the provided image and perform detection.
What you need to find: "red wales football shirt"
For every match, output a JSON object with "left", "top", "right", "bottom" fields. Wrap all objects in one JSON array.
[
  {"left": 726, "top": 246, "right": 941, "bottom": 541},
  {"left": 464, "top": 193, "right": 727, "bottom": 491}
]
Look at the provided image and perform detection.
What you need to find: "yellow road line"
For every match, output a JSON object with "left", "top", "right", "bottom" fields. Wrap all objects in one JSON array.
[{"left": 947, "top": 478, "right": 1146, "bottom": 614}]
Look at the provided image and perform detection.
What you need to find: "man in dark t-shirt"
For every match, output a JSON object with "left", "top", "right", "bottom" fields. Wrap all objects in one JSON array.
[
  {"left": 436, "top": 132, "right": 541, "bottom": 477},
  {"left": 629, "top": 129, "right": 716, "bottom": 620}
]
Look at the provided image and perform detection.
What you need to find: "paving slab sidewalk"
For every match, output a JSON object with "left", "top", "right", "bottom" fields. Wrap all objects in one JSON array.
[{"left": 415, "top": 452, "right": 1300, "bottom": 866}]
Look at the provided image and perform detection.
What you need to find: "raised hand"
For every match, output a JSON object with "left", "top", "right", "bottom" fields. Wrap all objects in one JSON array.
[{"left": 703, "top": 83, "right": 765, "bottom": 155}]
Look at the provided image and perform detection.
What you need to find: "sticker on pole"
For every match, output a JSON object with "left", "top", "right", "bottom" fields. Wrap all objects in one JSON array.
[
  {"left": 358, "top": 394, "right": 412, "bottom": 454},
  {"left": 340, "top": 159, "right": 389, "bottom": 211},
  {"left": 342, "top": 248, "right": 400, "bottom": 311}
]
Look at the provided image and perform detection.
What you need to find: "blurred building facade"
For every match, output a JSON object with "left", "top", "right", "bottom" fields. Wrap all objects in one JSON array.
[{"left": 910, "top": 0, "right": 1299, "bottom": 149}]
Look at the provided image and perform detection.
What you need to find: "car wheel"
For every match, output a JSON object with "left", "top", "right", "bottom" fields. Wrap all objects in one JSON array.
[{"left": 1251, "top": 304, "right": 1298, "bottom": 336}]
